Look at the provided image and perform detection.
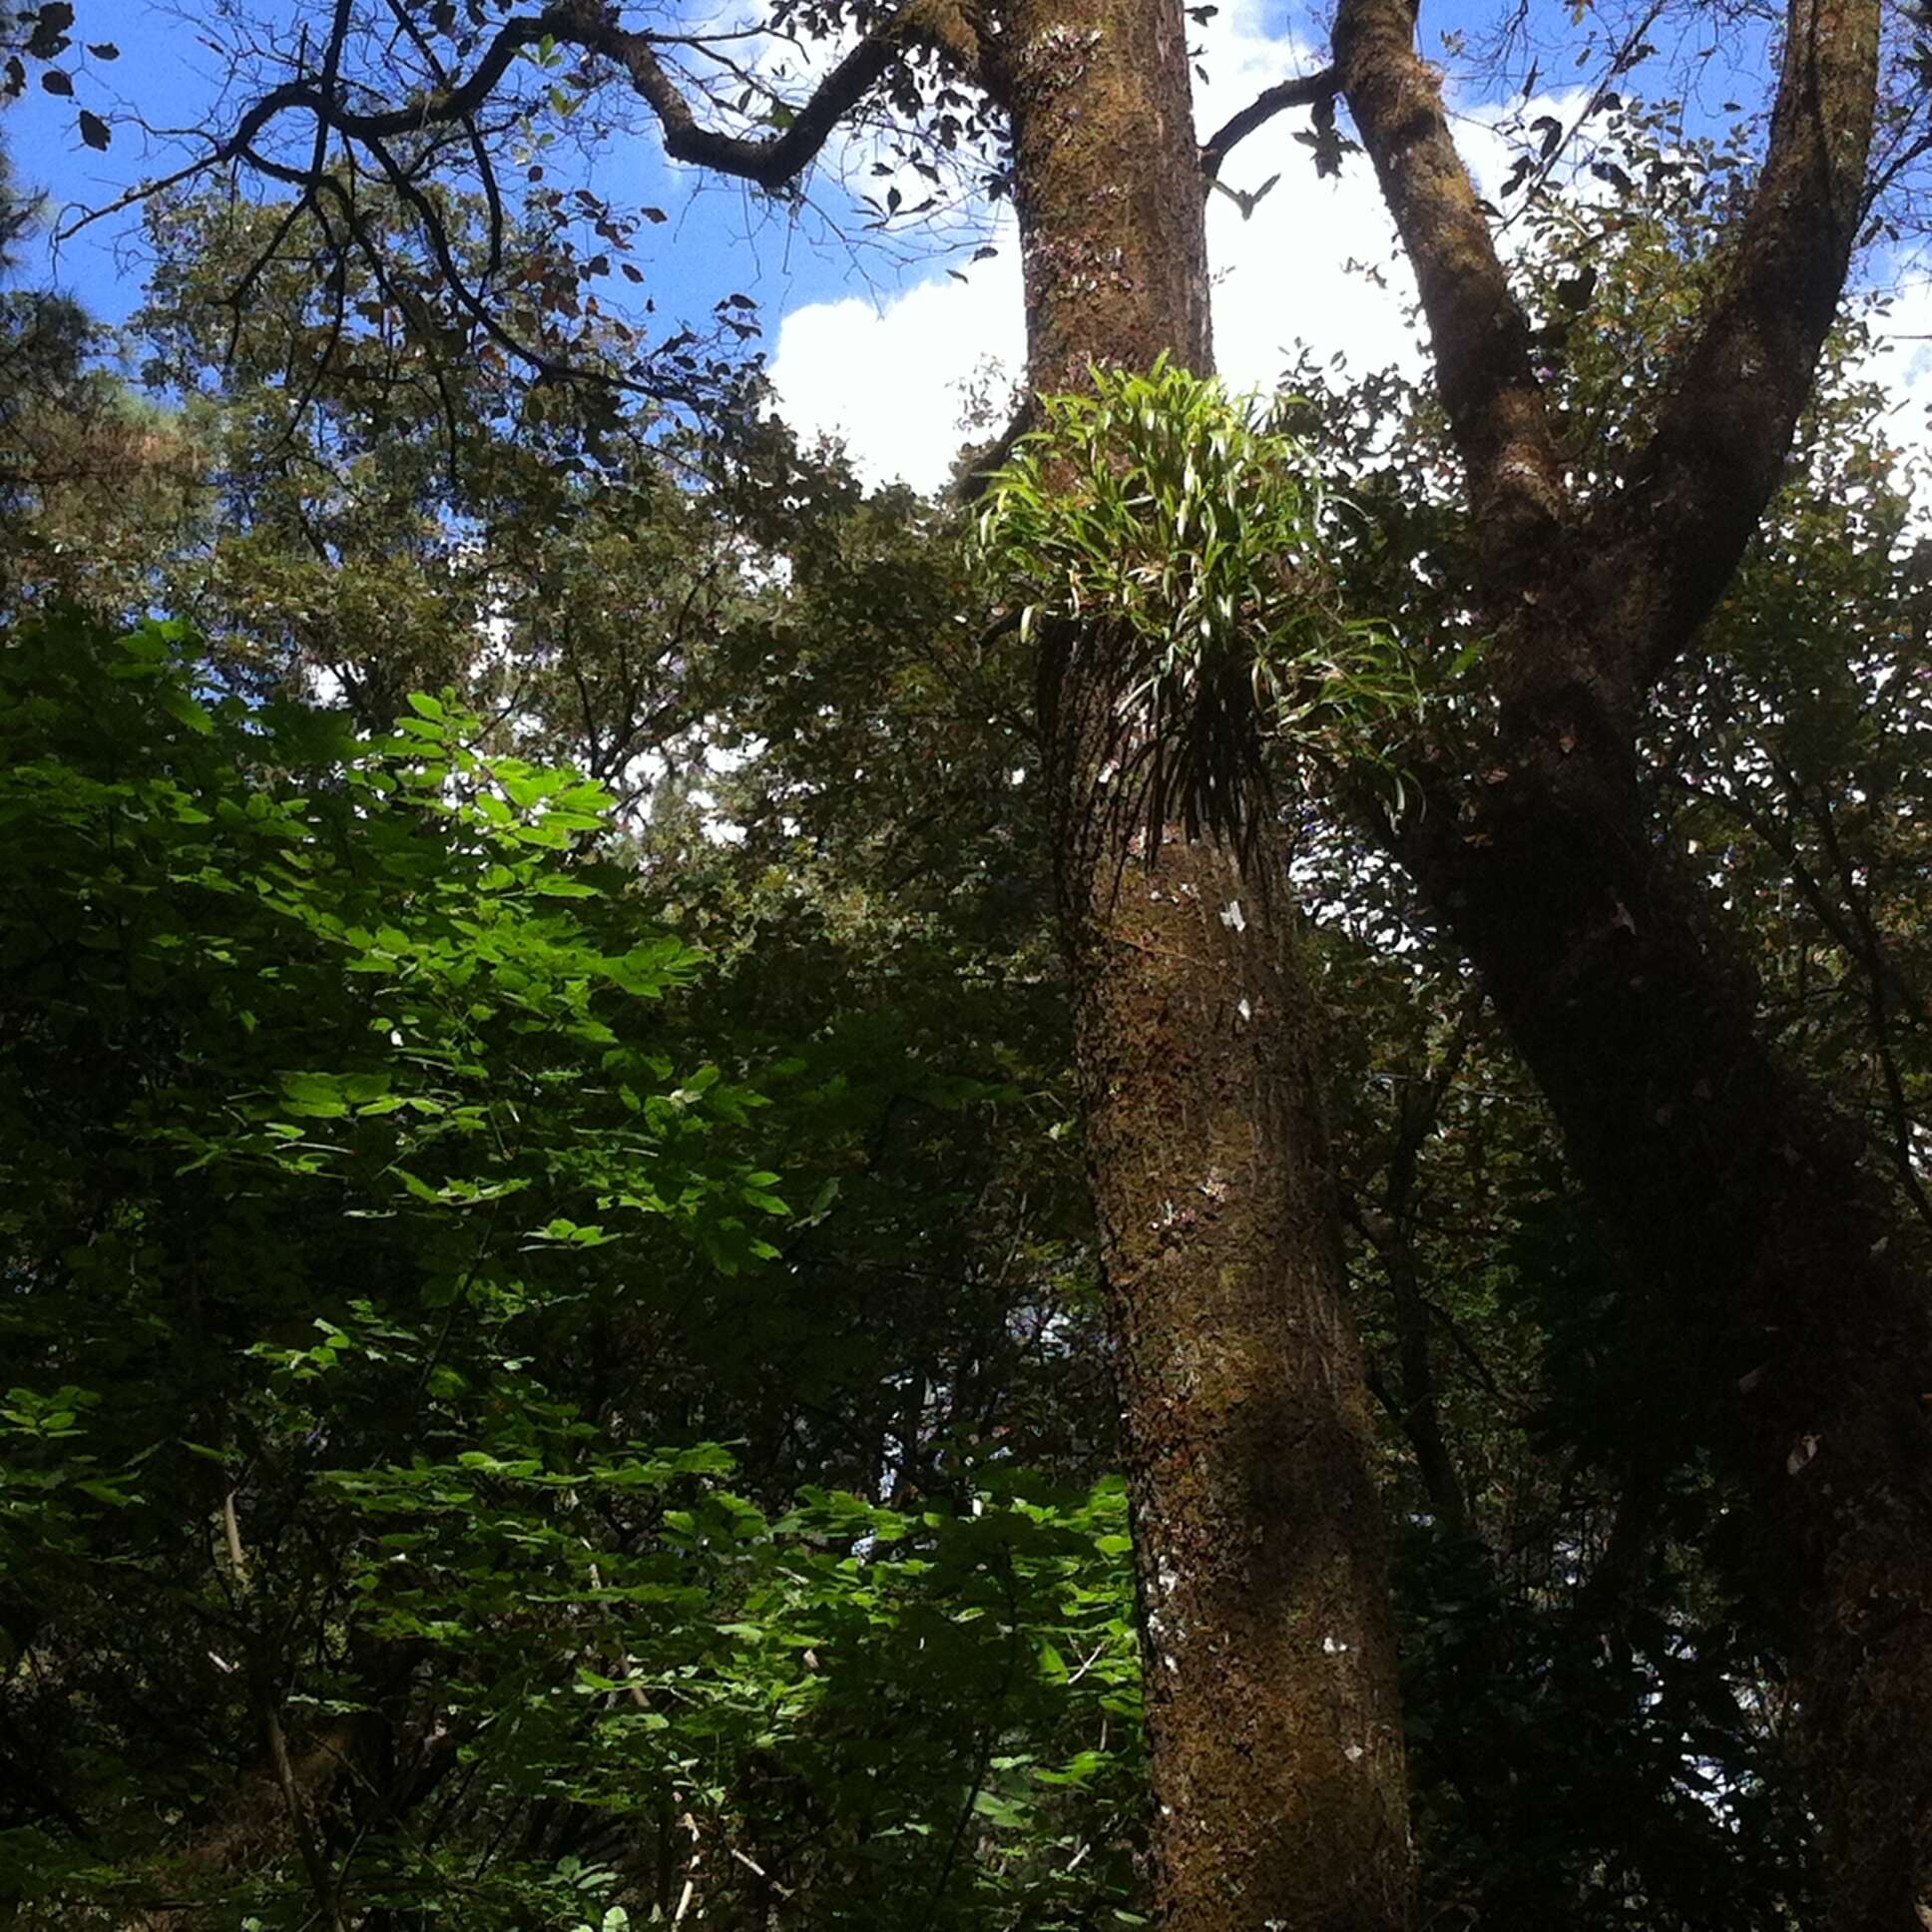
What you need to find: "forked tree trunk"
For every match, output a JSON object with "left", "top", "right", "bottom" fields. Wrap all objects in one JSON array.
[
  {"left": 1003, "top": 1, "right": 1409, "bottom": 1922},
  {"left": 1331, "top": 0, "right": 1932, "bottom": 1909}
]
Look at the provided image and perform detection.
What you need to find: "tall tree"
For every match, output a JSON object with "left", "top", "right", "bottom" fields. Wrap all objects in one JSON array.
[
  {"left": 114, "top": 0, "right": 1414, "bottom": 1922},
  {"left": 998, "top": 3, "right": 1409, "bottom": 1922},
  {"left": 64, "top": 0, "right": 1931, "bottom": 1914},
  {"left": 1325, "top": 0, "right": 1932, "bottom": 1919}
]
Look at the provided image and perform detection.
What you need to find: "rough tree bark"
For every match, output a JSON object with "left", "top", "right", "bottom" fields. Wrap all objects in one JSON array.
[
  {"left": 1333, "top": 0, "right": 1932, "bottom": 1917},
  {"left": 1000, "top": 1, "right": 1410, "bottom": 1923}
]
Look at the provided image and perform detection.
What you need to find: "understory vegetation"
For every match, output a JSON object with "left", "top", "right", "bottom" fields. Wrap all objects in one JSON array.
[{"left": 2, "top": 50, "right": 1929, "bottom": 1931}]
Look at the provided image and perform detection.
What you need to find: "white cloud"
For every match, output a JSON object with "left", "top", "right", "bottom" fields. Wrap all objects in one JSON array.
[
  {"left": 1203, "top": 16, "right": 1595, "bottom": 396},
  {"left": 767, "top": 237, "right": 1025, "bottom": 490},
  {"left": 766, "top": 0, "right": 1549, "bottom": 488},
  {"left": 773, "top": 0, "right": 1418, "bottom": 488},
  {"left": 763, "top": 0, "right": 1918, "bottom": 498},
  {"left": 1196, "top": 0, "right": 1417, "bottom": 396}
]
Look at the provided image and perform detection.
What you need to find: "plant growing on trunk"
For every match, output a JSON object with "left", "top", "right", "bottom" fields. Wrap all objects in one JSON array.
[{"left": 974, "top": 354, "right": 1421, "bottom": 854}]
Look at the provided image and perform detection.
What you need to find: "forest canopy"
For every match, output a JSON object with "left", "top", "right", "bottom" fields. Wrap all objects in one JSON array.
[{"left": 1, "top": 0, "right": 1930, "bottom": 1925}]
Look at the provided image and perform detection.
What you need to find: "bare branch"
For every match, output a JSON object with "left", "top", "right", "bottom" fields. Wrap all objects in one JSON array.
[
  {"left": 59, "top": 0, "right": 990, "bottom": 416},
  {"left": 333, "top": 132, "right": 649, "bottom": 400},
  {"left": 1200, "top": 67, "right": 1337, "bottom": 184},
  {"left": 379, "top": 0, "right": 505, "bottom": 276},
  {"left": 1485, "top": 0, "right": 1666, "bottom": 243},
  {"left": 558, "top": 6, "right": 908, "bottom": 189},
  {"left": 1332, "top": 0, "right": 1568, "bottom": 589},
  {"left": 214, "top": 0, "right": 971, "bottom": 198},
  {"left": 1583, "top": 0, "right": 1881, "bottom": 689},
  {"left": 56, "top": 152, "right": 227, "bottom": 242}
]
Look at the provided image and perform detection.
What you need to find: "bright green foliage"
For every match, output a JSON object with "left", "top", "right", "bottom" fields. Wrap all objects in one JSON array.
[
  {"left": 974, "top": 355, "right": 1416, "bottom": 843},
  {"left": 13, "top": 82, "right": 1924, "bottom": 1930},
  {"left": 0, "top": 614, "right": 1144, "bottom": 1929}
]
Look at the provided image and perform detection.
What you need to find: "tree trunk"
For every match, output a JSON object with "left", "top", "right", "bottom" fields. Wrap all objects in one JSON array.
[
  {"left": 1402, "top": 711, "right": 1932, "bottom": 1931},
  {"left": 1330, "top": 0, "right": 1932, "bottom": 1906},
  {"left": 1004, "top": 2, "right": 1409, "bottom": 1923}
]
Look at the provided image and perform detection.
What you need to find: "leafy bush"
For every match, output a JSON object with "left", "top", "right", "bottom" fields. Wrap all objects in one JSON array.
[{"left": 0, "top": 612, "right": 1144, "bottom": 1930}]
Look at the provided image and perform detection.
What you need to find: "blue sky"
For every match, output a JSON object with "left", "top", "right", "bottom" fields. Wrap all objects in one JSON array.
[
  {"left": 12, "top": 0, "right": 1906, "bottom": 494},
  {"left": 2, "top": 0, "right": 1585, "bottom": 332},
  {"left": 1, "top": 0, "right": 1002, "bottom": 338}
]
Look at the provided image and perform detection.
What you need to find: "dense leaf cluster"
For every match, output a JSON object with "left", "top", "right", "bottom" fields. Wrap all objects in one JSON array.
[
  {"left": 976, "top": 356, "right": 1418, "bottom": 848},
  {"left": 0, "top": 619, "right": 1140, "bottom": 1929}
]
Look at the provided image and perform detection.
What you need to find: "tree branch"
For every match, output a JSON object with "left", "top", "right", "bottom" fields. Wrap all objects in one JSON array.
[
  {"left": 1581, "top": 0, "right": 1880, "bottom": 691},
  {"left": 379, "top": 0, "right": 505, "bottom": 275},
  {"left": 1332, "top": 0, "right": 1567, "bottom": 589},
  {"left": 218, "top": 0, "right": 970, "bottom": 197},
  {"left": 1200, "top": 67, "right": 1338, "bottom": 184}
]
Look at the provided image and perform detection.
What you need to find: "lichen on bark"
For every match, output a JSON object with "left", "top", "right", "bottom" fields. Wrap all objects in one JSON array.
[{"left": 1004, "top": 0, "right": 1411, "bottom": 1923}]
